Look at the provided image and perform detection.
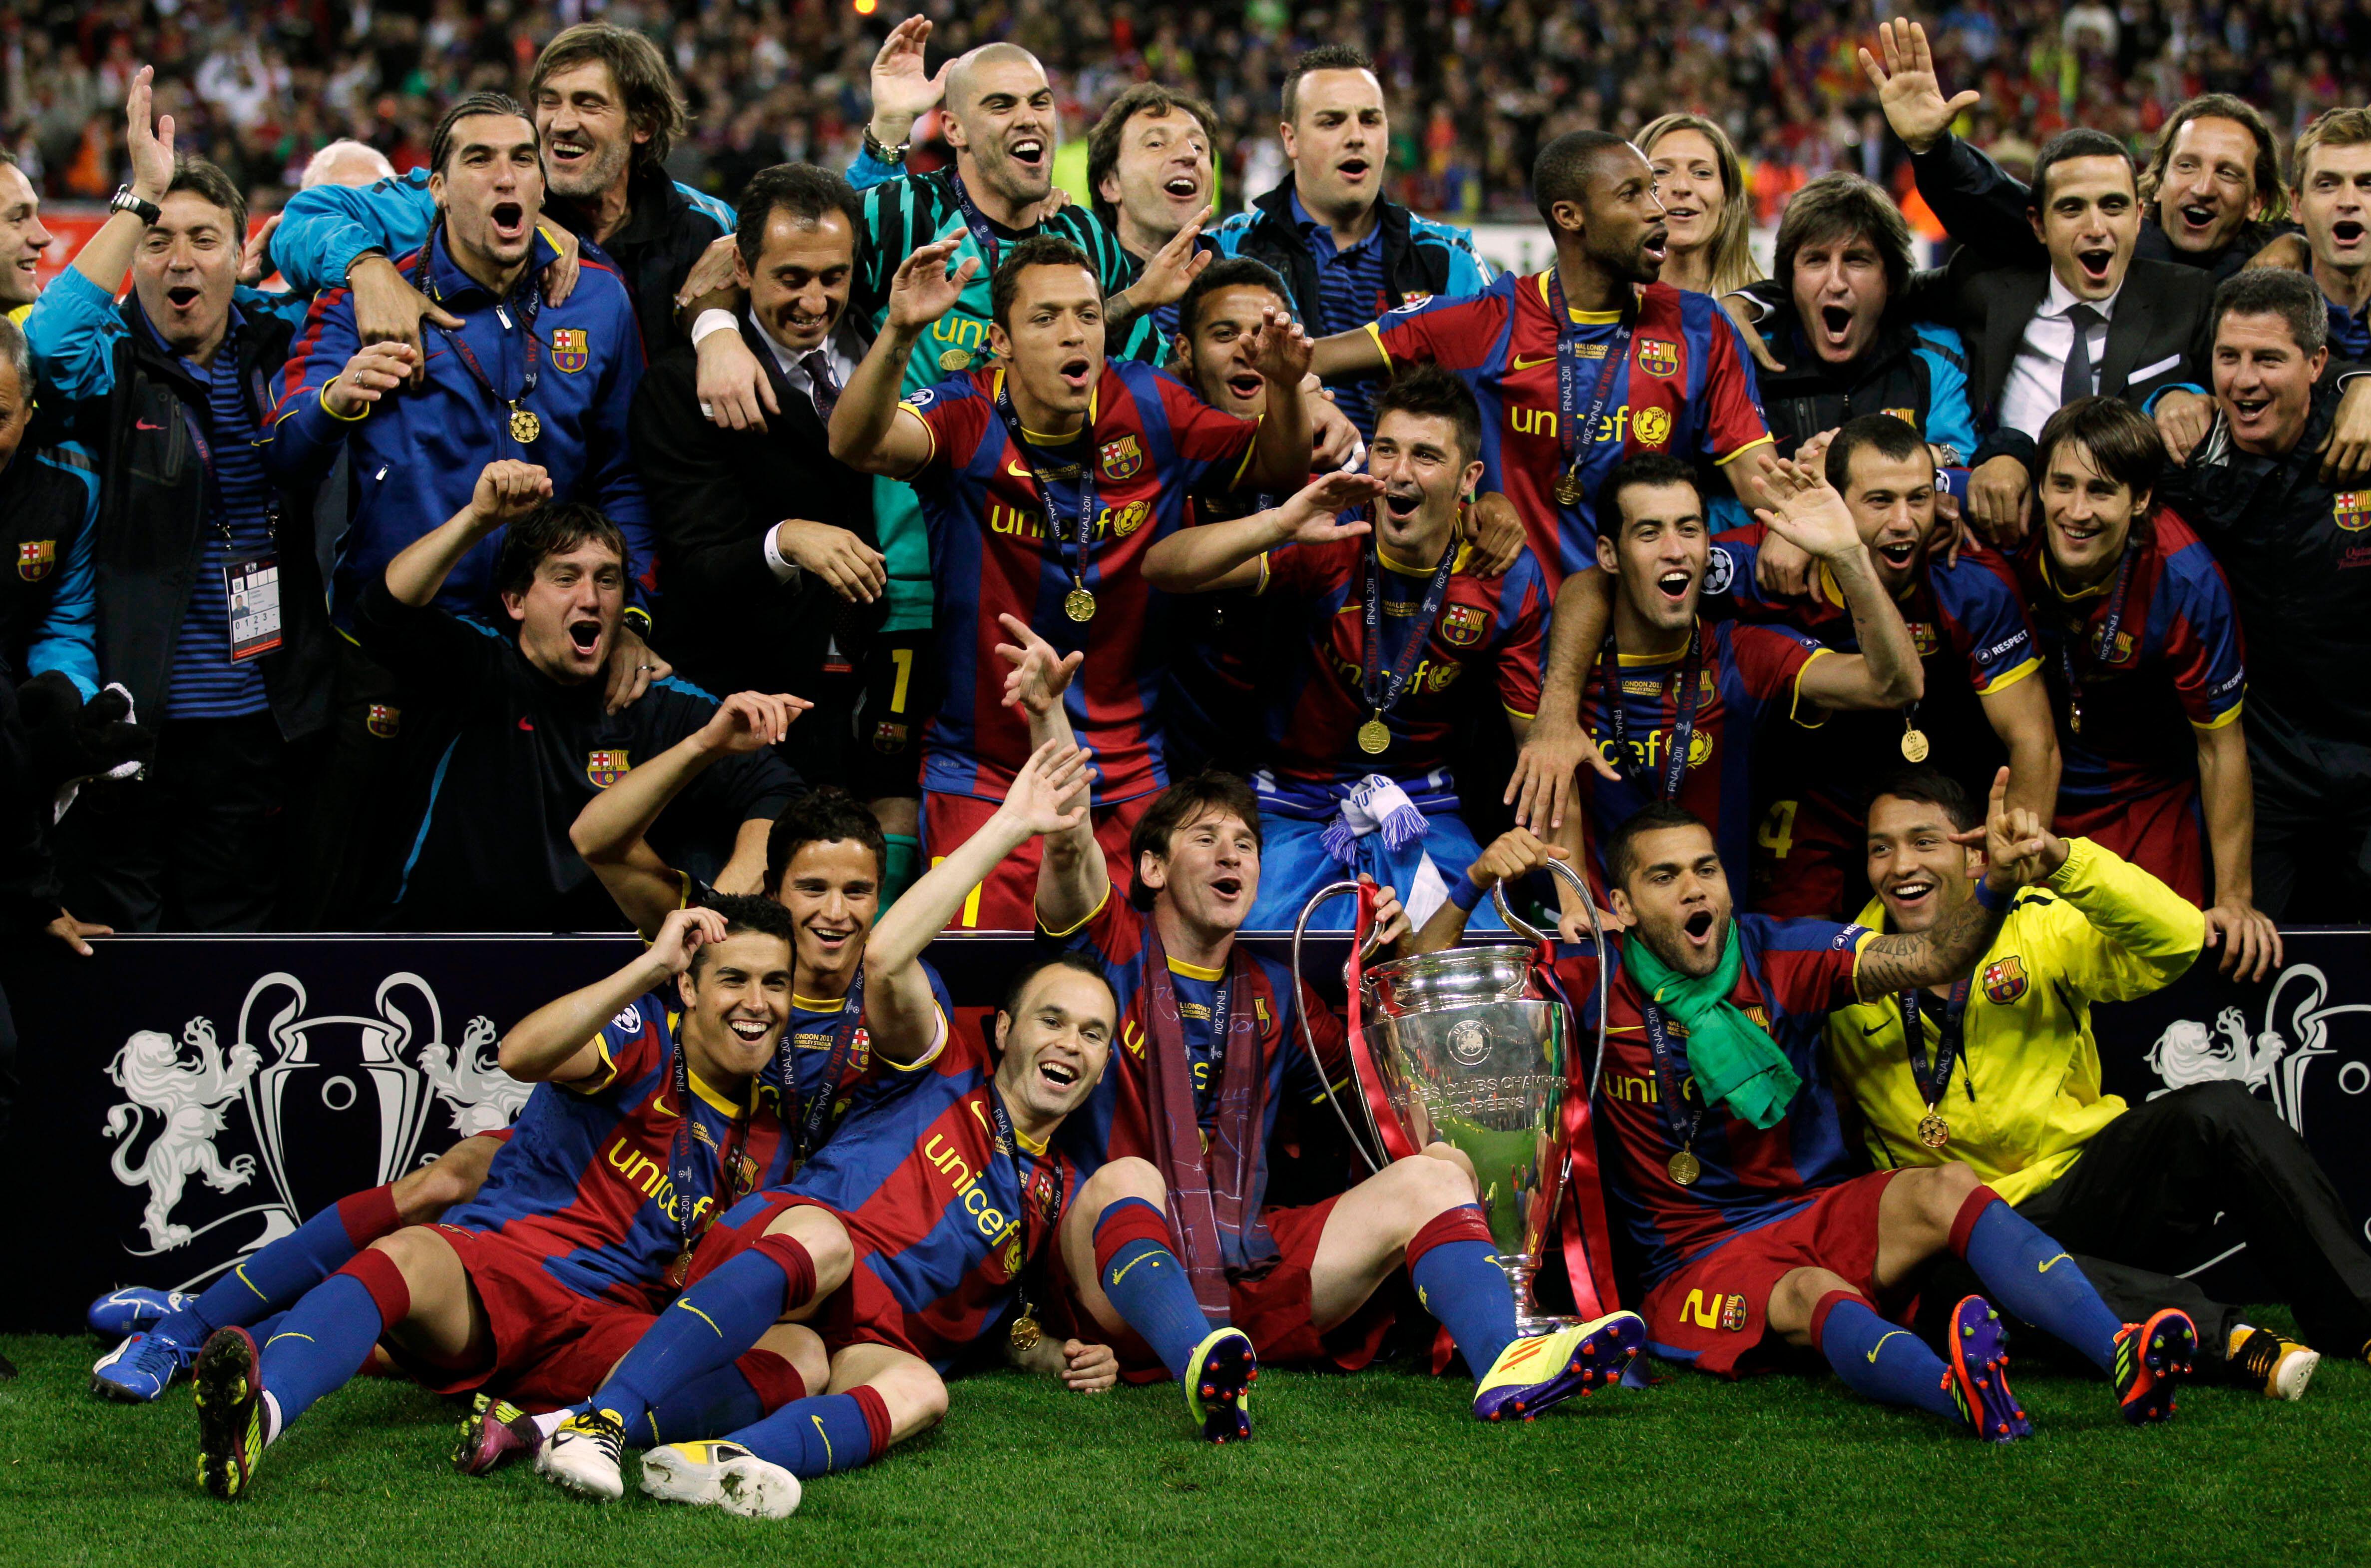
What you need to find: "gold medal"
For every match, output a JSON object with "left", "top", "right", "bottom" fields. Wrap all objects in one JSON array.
[
  {"left": 1009, "top": 1314, "right": 1042, "bottom": 1354},
  {"left": 939, "top": 348, "right": 973, "bottom": 372},
  {"left": 1900, "top": 727, "right": 1931, "bottom": 763},
  {"left": 509, "top": 406, "right": 541, "bottom": 444},
  {"left": 1917, "top": 1110, "right": 1951, "bottom": 1150},
  {"left": 1065, "top": 587, "right": 1096, "bottom": 623},
  {"left": 1554, "top": 467, "right": 1584, "bottom": 506},
  {"left": 1666, "top": 1148, "right": 1701, "bottom": 1186},
  {"left": 1357, "top": 718, "right": 1391, "bottom": 755}
]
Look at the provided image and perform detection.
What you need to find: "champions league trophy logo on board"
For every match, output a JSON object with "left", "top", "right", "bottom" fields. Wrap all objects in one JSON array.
[
  {"left": 100, "top": 972, "right": 527, "bottom": 1284},
  {"left": 2144, "top": 962, "right": 2371, "bottom": 1140}
]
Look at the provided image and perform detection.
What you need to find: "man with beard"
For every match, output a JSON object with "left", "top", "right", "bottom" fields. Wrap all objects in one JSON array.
[{"left": 1415, "top": 790, "right": 2201, "bottom": 1440}]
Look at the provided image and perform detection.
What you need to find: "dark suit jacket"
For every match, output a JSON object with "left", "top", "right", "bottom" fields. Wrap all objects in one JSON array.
[{"left": 631, "top": 315, "right": 883, "bottom": 700}]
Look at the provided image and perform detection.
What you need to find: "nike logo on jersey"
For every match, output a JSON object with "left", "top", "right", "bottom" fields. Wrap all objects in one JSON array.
[
  {"left": 1866, "top": 1330, "right": 1909, "bottom": 1363},
  {"left": 2038, "top": 1252, "right": 2073, "bottom": 1275},
  {"left": 518, "top": 717, "right": 534, "bottom": 732},
  {"left": 136, "top": 419, "right": 165, "bottom": 431},
  {"left": 1510, "top": 354, "right": 1557, "bottom": 370}
]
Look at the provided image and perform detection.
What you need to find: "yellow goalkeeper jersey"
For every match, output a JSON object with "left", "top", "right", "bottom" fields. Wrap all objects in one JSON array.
[{"left": 1825, "top": 836, "right": 2205, "bottom": 1205}]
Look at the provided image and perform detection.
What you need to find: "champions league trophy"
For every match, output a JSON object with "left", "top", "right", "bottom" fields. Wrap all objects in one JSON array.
[{"left": 1293, "top": 862, "right": 1610, "bottom": 1336}]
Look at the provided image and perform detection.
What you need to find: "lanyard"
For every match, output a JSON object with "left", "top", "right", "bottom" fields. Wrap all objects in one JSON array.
[
  {"left": 413, "top": 237, "right": 543, "bottom": 438},
  {"left": 1190, "top": 969, "right": 1234, "bottom": 1122},
  {"left": 1897, "top": 978, "right": 1976, "bottom": 1110},
  {"left": 946, "top": 171, "right": 1008, "bottom": 273},
  {"left": 792, "top": 967, "right": 866, "bottom": 1166},
  {"left": 1597, "top": 623, "right": 1704, "bottom": 801},
  {"left": 986, "top": 1084, "right": 1068, "bottom": 1257},
  {"left": 2056, "top": 536, "right": 2139, "bottom": 735},
  {"left": 1548, "top": 272, "right": 1636, "bottom": 506},
  {"left": 993, "top": 380, "right": 1100, "bottom": 601},
  {"left": 1640, "top": 1002, "right": 1709, "bottom": 1152},
  {"left": 666, "top": 1041, "right": 754, "bottom": 1283},
  {"left": 1360, "top": 540, "right": 1459, "bottom": 734}
]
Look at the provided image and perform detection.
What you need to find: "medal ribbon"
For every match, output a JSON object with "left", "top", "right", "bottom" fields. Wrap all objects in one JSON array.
[
  {"left": 791, "top": 967, "right": 866, "bottom": 1166},
  {"left": 1359, "top": 537, "right": 1460, "bottom": 737},
  {"left": 667, "top": 1037, "right": 755, "bottom": 1278},
  {"left": 2057, "top": 534, "right": 2139, "bottom": 731},
  {"left": 1597, "top": 623, "right": 1704, "bottom": 801},
  {"left": 993, "top": 380, "right": 1101, "bottom": 604},
  {"left": 1897, "top": 977, "right": 1975, "bottom": 1109},
  {"left": 984, "top": 1083, "right": 1068, "bottom": 1262},
  {"left": 945, "top": 170, "right": 1008, "bottom": 275},
  {"left": 1639, "top": 1001, "right": 1710, "bottom": 1155},
  {"left": 413, "top": 234, "right": 543, "bottom": 437},
  {"left": 1548, "top": 271, "right": 1636, "bottom": 506}
]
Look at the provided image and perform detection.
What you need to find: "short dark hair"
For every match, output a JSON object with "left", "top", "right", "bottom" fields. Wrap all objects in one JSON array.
[
  {"left": 1177, "top": 256, "right": 1292, "bottom": 339},
  {"left": 1086, "top": 83, "right": 1217, "bottom": 233},
  {"left": 686, "top": 892, "right": 797, "bottom": 978},
  {"left": 2029, "top": 128, "right": 2137, "bottom": 209},
  {"left": 2034, "top": 396, "right": 2166, "bottom": 500},
  {"left": 763, "top": 787, "right": 889, "bottom": 899},
  {"left": 2144, "top": 94, "right": 2286, "bottom": 225},
  {"left": 734, "top": 162, "right": 863, "bottom": 270},
  {"left": 1773, "top": 172, "right": 1912, "bottom": 310},
  {"left": 1825, "top": 412, "right": 1929, "bottom": 492},
  {"left": 430, "top": 91, "right": 537, "bottom": 178},
  {"left": 491, "top": 501, "right": 628, "bottom": 601},
  {"left": 1128, "top": 769, "right": 1262, "bottom": 911},
  {"left": 996, "top": 950, "right": 1116, "bottom": 1029},
  {"left": 2212, "top": 265, "right": 2328, "bottom": 357},
  {"left": 1866, "top": 766, "right": 1978, "bottom": 833},
  {"left": 1600, "top": 452, "right": 1702, "bottom": 530},
  {"left": 1281, "top": 44, "right": 1376, "bottom": 123},
  {"left": 1532, "top": 128, "right": 1633, "bottom": 227},
  {"left": 164, "top": 157, "right": 246, "bottom": 240},
  {"left": 1605, "top": 801, "right": 1712, "bottom": 889},
  {"left": 990, "top": 234, "right": 1098, "bottom": 329},
  {"left": 1371, "top": 364, "right": 1483, "bottom": 466},
  {"left": 531, "top": 21, "right": 688, "bottom": 172}
]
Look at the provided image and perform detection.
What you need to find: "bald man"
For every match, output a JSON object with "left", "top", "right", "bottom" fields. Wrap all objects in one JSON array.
[{"left": 301, "top": 140, "right": 398, "bottom": 190}]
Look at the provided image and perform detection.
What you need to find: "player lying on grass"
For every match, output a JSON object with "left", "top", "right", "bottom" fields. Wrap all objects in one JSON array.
[
  {"left": 996, "top": 615, "right": 1646, "bottom": 1438},
  {"left": 189, "top": 898, "right": 810, "bottom": 1500},
  {"left": 533, "top": 741, "right": 1119, "bottom": 1518},
  {"left": 1413, "top": 784, "right": 2199, "bottom": 1441}
]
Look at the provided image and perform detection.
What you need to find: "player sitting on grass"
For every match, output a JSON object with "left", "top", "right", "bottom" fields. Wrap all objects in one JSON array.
[
  {"left": 1414, "top": 784, "right": 2198, "bottom": 1441},
  {"left": 190, "top": 898, "right": 806, "bottom": 1500},
  {"left": 996, "top": 615, "right": 1645, "bottom": 1438},
  {"left": 534, "top": 740, "right": 1118, "bottom": 1518}
]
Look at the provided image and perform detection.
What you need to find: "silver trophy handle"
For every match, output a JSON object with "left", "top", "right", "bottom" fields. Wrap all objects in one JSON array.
[
  {"left": 1491, "top": 857, "right": 1613, "bottom": 1100},
  {"left": 1292, "top": 881, "right": 1388, "bottom": 1176}
]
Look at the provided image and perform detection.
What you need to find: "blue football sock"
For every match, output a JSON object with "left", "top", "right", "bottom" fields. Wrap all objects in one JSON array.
[
  {"left": 591, "top": 1242, "right": 813, "bottom": 1424},
  {"left": 255, "top": 1275, "right": 387, "bottom": 1436},
  {"left": 1092, "top": 1197, "right": 1212, "bottom": 1380},
  {"left": 1814, "top": 1293, "right": 1960, "bottom": 1422},
  {"left": 158, "top": 1187, "right": 396, "bottom": 1345},
  {"left": 728, "top": 1388, "right": 888, "bottom": 1479},
  {"left": 1408, "top": 1205, "right": 1519, "bottom": 1382},
  {"left": 1954, "top": 1194, "right": 2122, "bottom": 1375},
  {"left": 628, "top": 1363, "right": 766, "bottom": 1448}
]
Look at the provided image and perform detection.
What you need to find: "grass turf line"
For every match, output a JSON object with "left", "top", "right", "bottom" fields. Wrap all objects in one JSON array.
[{"left": 4, "top": 1326, "right": 2367, "bottom": 1568}]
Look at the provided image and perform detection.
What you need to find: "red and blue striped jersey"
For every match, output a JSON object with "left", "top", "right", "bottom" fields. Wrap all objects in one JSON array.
[
  {"left": 1555, "top": 916, "right": 1873, "bottom": 1288},
  {"left": 2015, "top": 508, "right": 2247, "bottom": 809},
  {"left": 782, "top": 959, "right": 955, "bottom": 1159},
  {"left": 439, "top": 992, "right": 795, "bottom": 1311},
  {"left": 1252, "top": 533, "right": 1550, "bottom": 805},
  {"left": 1044, "top": 892, "right": 1348, "bottom": 1167},
  {"left": 1575, "top": 618, "right": 1826, "bottom": 901},
  {"left": 900, "top": 361, "right": 1261, "bottom": 805},
  {"left": 1367, "top": 274, "right": 1773, "bottom": 590},
  {"left": 779, "top": 1019, "right": 1079, "bottom": 1369}
]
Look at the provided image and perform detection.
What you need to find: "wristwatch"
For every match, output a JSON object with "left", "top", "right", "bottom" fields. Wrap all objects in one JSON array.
[
  {"left": 861, "top": 125, "right": 910, "bottom": 165},
  {"left": 109, "top": 185, "right": 161, "bottom": 226}
]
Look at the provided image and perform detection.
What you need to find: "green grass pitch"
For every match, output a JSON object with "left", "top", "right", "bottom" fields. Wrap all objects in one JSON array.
[{"left": 3, "top": 1325, "right": 2367, "bottom": 1568}]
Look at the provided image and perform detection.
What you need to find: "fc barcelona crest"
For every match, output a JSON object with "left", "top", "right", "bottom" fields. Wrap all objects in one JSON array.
[
  {"left": 1633, "top": 405, "right": 1673, "bottom": 448},
  {"left": 1884, "top": 407, "right": 1919, "bottom": 427},
  {"left": 1982, "top": 954, "right": 2028, "bottom": 1004},
  {"left": 550, "top": 328, "right": 590, "bottom": 374},
  {"left": 1440, "top": 604, "right": 1488, "bottom": 647},
  {"left": 365, "top": 703, "right": 401, "bottom": 740},
  {"left": 871, "top": 721, "right": 909, "bottom": 755},
  {"left": 1100, "top": 434, "right": 1144, "bottom": 482},
  {"left": 1637, "top": 338, "right": 1680, "bottom": 379},
  {"left": 586, "top": 749, "right": 631, "bottom": 788},
  {"left": 16, "top": 538, "right": 54, "bottom": 582},
  {"left": 2336, "top": 491, "right": 2371, "bottom": 532},
  {"left": 1720, "top": 1293, "right": 1749, "bottom": 1332}
]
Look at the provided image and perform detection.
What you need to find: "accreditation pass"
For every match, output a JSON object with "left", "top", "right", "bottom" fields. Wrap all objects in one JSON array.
[{"left": 225, "top": 555, "right": 283, "bottom": 662}]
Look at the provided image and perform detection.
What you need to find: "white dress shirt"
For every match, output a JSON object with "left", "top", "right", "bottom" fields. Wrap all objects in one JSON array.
[
  {"left": 738, "top": 315, "right": 863, "bottom": 582},
  {"left": 1998, "top": 272, "right": 2119, "bottom": 442}
]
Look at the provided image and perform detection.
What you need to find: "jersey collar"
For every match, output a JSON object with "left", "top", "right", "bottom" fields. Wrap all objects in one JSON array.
[
  {"left": 991, "top": 364, "right": 1099, "bottom": 444},
  {"left": 1532, "top": 270, "right": 1626, "bottom": 324},
  {"left": 1166, "top": 954, "right": 1225, "bottom": 982}
]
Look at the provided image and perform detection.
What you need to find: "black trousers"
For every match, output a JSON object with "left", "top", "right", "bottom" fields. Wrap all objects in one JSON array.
[
  {"left": 59, "top": 712, "right": 288, "bottom": 933},
  {"left": 2249, "top": 727, "right": 2371, "bottom": 921},
  {"left": 1914, "top": 1082, "right": 2371, "bottom": 1361}
]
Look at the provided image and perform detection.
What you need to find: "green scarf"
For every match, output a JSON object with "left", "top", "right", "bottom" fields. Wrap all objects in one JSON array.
[{"left": 1624, "top": 925, "right": 1801, "bottom": 1131}]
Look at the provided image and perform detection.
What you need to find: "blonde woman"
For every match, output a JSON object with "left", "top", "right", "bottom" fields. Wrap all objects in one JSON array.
[{"left": 1636, "top": 113, "right": 1763, "bottom": 298}]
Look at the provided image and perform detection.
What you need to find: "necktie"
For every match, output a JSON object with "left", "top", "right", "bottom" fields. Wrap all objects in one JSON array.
[
  {"left": 2060, "top": 303, "right": 2102, "bottom": 409},
  {"left": 803, "top": 351, "right": 842, "bottom": 421}
]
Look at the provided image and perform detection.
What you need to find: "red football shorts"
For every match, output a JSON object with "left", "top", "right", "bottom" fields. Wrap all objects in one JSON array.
[
  {"left": 922, "top": 788, "right": 1149, "bottom": 931},
  {"left": 388, "top": 1224, "right": 659, "bottom": 1411},
  {"left": 2055, "top": 782, "right": 2206, "bottom": 905},
  {"left": 1044, "top": 1196, "right": 1400, "bottom": 1384},
  {"left": 687, "top": 1190, "right": 955, "bottom": 1365},
  {"left": 1640, "top": 1170, "right": 1900, "bottom": 1378}
]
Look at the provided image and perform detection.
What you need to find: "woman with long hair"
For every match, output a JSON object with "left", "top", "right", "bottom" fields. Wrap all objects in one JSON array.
[{"left": 1635, "top": 112, "right": 1764, "bottom": 297}]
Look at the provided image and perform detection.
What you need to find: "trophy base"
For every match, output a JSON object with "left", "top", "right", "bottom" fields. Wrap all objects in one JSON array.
[
  {"left": 1514, "top": 1312, "right": 1583, "bottom": 1338},
  {"left": 1493, "top": 1254, "right": 1581, "bottom": 1338}
]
